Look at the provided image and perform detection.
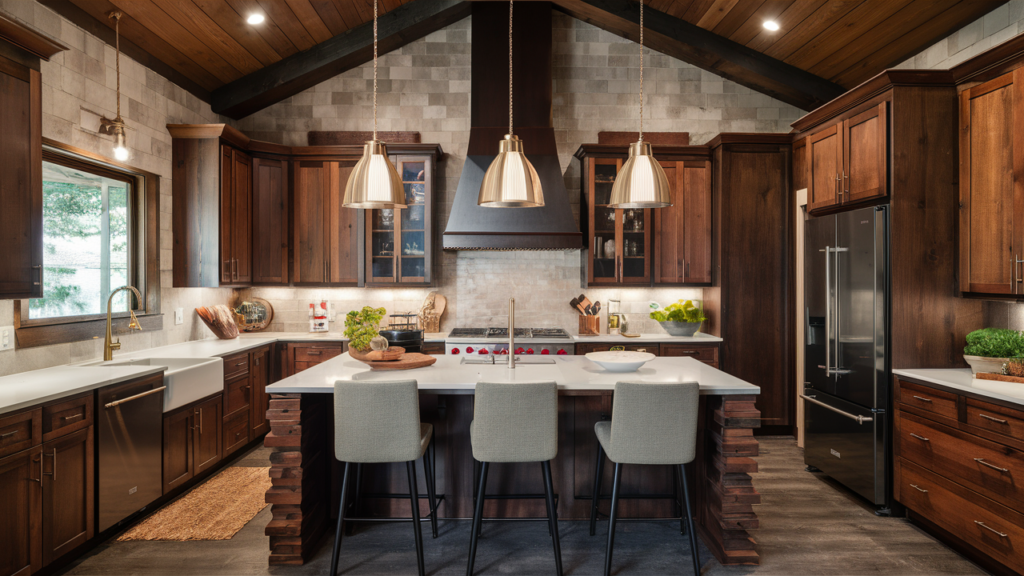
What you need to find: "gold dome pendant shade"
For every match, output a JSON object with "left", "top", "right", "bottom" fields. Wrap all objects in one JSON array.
[
  {"left": 609, "top": 0, "right": 672, "bottom": 210},
  {"left": 343, "top": 140, "right": 407, "bottom": 209},
  {"left": 478, "top": 134, "right": 544, "bottom": 207},
  {"left": 609, "top": 141, "right": 671, "bottom": 208}
]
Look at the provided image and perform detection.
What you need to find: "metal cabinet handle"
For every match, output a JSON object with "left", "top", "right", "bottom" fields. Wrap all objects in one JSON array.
[
  {"left": 62, "top": 414, "right": 83, "bottom": 422},
  {"left": 307, "top": 350, "right": 322, "bottom": 356},
  {"left": 42, "top": 448, "right": 56, "bottom": 480},
  {"left": 31, "top": 454, "right": 41, "bottom": 483},
  {"left": 909, "top": 484, "right": 928, "bottom": 493},
  {"left": 975, "top": 458, "right": 1009, "bottom": 473},
  {"left": 800, "top": 394, "right": 872, "bottom": 424},
  {"left": 1016, "top": 254, "right": 1023, "bottom": 286},
  {"left": 0, "top": 430, "right": 17, "bottom": 439},
  {"left": 32, "top": 264, "right": 41, "bottom": 286},
  {"left": 835, "top": 173, "right": 841, "bottom": 200},
  {"left": 979, "top": 413, "right": 1009, "bottom": 424},
  {"left": 105, "top": 386, "right": 166, "bottom": 408},
  {"left": 975, "top": 521, "right": 1008, "bottom": 537},
  {"left": 842, "top": 171, "right": 848, "bottom": 195},
  {"left": 236, "top": 361, "right": 246, "bottom": 366},
  {"left": 233, "top": 258, "right": 237, "bottom": 280},
  {"left": 912, "top": 395, "right": 933, "bottom": 403},
  {"left": 636, "top": 348, "right": 647, "bottom": 353},
  {"left": 199, "top": 408, "right": 203, "bottom": 434},
  {"left": 909, "top": 433, "right": 930, "bottom": 442}
]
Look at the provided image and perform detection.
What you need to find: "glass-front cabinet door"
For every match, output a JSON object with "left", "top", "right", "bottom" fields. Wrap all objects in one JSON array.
[
  {"left": 587, "top": 157, "right": 652, "bottom": 285},
  {"left": 366, "top": 155, "right": 432, "bottom": 285}
]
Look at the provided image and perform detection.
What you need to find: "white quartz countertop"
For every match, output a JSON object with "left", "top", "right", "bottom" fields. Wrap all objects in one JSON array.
[
  {"left": 572, "top": 333, "right": 723, "bottom": 343},
  {"left": 893, "top": 368, "right": 1024, "bottom": 408},
  {"left": 0, "top": 365, "right": 167, "bottom": 416},
  {"left": 267, "top": 353, "right": 758, "bottom": 395}
]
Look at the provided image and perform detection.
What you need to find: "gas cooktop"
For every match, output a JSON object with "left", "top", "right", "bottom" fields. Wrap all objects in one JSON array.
[{"left": 448, "top": 327, "right": 571, "bottom": 339}]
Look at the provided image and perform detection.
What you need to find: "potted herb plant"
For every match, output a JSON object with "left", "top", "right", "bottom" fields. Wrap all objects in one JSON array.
[
  {"left": 964, "top": 328, "right": 1024, "bottom": 374},
  {"left": 650, "top": 300, "right": 707, "bottom": 337},
  {"left": 344, "top": 306, "right": 387, "bottom": 352}
]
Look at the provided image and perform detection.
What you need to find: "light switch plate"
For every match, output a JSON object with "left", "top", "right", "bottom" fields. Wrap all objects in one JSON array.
[
  {"left": 174, "top": 308, "right": 184, "bottom": 325},
  {"left": 0, "top": 326, "right": 14, "bottom": 351}
]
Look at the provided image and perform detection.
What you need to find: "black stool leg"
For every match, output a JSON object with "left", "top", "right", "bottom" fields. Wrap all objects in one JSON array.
[
  {"left": 542, "top": 461, "right": 563, "bottom": 576},
  {"left": 467, "top": 461, "right": 489, "bottom": 576},
  {"left": 674, "top": 465, "right": 686, "bottom": 536},
  {"left": 330, "top": 462, "right": 352, "bottom": 576},
  {"left": 589, "top": 444, "right": 605, "bottom": 536},
  {"left": 603, "top": 463, "right": 623, "bottom": 576},
  {"left": 423, "top": 440, "right": 439, "bottom": 538},
  {"left": 680, "top": 463, "right": 701, "bottom": 576},
  {"left": 346, "top": 463, "right": 362, "bottom": 536},
  {"left": 406, "top": 461, "right": 425, "bottom": 576},
  {"left": 473, "top": 459, "right": 483, "bottom": 537}
]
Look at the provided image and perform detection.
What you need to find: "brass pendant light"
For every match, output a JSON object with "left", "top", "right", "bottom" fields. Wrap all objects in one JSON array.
[
  {"left": 101, "top": 12, "right": 129, "bottom": 162},
  {"left": 478, "top": 0, "right": 544, "bottom": 208},
  {"left": 343, "top": 0, "right": 406, "bottom": 209},
  {"left": 609, "top": 0, "right": 671, "bottom": 209}
]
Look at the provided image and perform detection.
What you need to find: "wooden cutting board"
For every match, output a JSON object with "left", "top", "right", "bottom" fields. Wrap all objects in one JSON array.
[
  {"left": 976, "top": 372, "right": 1024, "bottom": 384},
  {"left": 360, "top": 353, "right": 437, "bottom": 371}
]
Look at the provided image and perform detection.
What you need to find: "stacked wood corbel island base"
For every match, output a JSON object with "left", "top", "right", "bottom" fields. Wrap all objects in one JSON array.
[{"left": 264, "top": 354, "right": 762, "bottom": 567}]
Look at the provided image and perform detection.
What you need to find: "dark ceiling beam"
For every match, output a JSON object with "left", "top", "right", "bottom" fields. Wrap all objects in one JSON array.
[
  {"left": 552, "top": 0, "right": 845, "bottom": 111},
  {"left": 212, "top": 0, "right": 471, "bottom": 119}
]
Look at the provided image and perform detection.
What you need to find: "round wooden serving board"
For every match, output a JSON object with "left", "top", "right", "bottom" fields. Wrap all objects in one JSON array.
[{"left": 363, "top": 353, "right": 437, "bottom": 371}]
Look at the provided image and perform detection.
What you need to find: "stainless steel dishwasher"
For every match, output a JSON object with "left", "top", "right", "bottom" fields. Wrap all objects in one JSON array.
[{"left": 97, "top": 376, "right": 165, "bottom": 532}]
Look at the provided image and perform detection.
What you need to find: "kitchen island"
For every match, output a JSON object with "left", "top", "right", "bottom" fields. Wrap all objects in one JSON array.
[{"left": 265, "top": 354, "right": 762, "bottom": 567}]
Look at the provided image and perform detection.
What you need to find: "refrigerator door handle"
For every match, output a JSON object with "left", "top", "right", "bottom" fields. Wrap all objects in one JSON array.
[
  {"left": 820, "top": 247, "right": 832, "bottom": 377},
  {"left": 801, "top": 394, "right": 873, "bottom": 424},
  {"left": 833, "top": 246, "right": 849, "bottom": 376}
]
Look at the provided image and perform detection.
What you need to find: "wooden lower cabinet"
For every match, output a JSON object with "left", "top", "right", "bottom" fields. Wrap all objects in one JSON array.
[
  {"left": 422, "top": 342, "right": 445, "bottom": 355},
  {"left": 162, "top": 394, "right": 222, "bottom": 494},
  {"left": 575, "top": 343, "right": 661, "bottom": 356},
  {"left": 284, "top": 342, "right": 345, "bottom": 376},
  {"left": 0, "top": 445, "right": 42, "bottom": 576},
  {"left": 573, "top": 342, "right": 721, "bottom": 369},
  {"left": 41, "top": 426, "right": 93, "bottom": 566},
  {"left": 895, "top": 376, "right": 1024, "bottom": 575},
  {"left": 250, "top": 345, "right": 271, "bottom": 437},
  {"left": 223, "top": 409, "right": 249, "bottom": 456}
]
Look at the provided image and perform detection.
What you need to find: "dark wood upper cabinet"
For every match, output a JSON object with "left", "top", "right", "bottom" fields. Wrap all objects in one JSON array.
[
  {"left": 655, "top": 158, "right": 712, "bottom": 285},
  {"left": 252, "top": 158, "right": 289, "bottom": 284},
  {"left": 220, "top": 146, "right": 252, "bottom": 284},
  {"left": 959, "top": 70, "right": 1023, "bottom": 296},
  {"left": 806, "top": 102, "right": 888, "bottom": 215},
  {"left": 0, "top": 54, "right": 42, "bottom": 300},
  {"left": 365, "top": 154, "right": 437, "bottom": 286},
  {"left": 292, "top": 160, "right": 360, "bottom": 285}
]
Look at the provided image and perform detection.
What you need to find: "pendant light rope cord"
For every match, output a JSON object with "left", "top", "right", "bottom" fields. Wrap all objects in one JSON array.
[
  {"left": 509, "top": 0, "right": 513, "bottom": 137},
  {"left": 113, "top": 12, "right": 121, "bottom": 122},
  {"left": 373, "top": 0, "right": 378, "bottom": 141},
  {"left": 638, "top": 0, "right": 644, "bottom": 142}
]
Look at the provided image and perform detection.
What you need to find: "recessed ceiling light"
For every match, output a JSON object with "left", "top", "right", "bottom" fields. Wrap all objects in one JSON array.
[
  {"left": 247, "top": 13, "right": 265, "bottom": 25},
  {"left": 763, "top": 20, "right": 780, "bottom": 31}
]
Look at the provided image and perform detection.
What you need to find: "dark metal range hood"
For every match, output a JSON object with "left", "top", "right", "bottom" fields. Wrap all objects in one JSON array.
[{"left": 443, "top": 2, "right": 581, "bottom": 250}]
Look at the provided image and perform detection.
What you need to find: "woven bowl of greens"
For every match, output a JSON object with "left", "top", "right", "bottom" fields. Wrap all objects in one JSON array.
[
  {"left": 650, "top": 300, "right": 706, "bottom": 337},
  {"left": 963, "top": 328, "right": 1024, "bottom": 374}
]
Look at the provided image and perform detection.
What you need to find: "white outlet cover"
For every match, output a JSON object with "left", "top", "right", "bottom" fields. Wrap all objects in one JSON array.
[
  {"left": 174, "top": 308, "right": 184, "bottom": 325},
  {"left": 0, "top": 325, "right": 14, "bottom": 351}
]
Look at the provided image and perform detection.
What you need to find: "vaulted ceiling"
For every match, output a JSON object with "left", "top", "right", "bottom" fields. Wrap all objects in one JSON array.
[{"left": 40, "top": 0, "right": 1006, "bottom": 117}]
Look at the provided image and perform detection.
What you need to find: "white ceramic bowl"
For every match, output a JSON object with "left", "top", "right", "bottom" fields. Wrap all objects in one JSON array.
[
  {"left": 963, "top": 355, "right": 1008, "bottom": 375},
  {"left": 585, "top": 351, "right": 656, "bottom": 373}
]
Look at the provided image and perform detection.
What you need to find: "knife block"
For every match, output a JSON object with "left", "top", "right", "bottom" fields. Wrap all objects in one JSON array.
[{"left": 578, "top": 315, "right": 600, "bottom": 335}]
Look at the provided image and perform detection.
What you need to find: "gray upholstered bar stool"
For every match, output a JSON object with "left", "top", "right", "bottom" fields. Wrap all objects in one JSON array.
[
  {"left": 467, "top": 381, "right": 563, "bottom": 576},
  {"left": 589, "top": 380, "right": 701, "bottom": 576},
  {"left": 330, "top": 379, "right": 437, "bottom": 576}
]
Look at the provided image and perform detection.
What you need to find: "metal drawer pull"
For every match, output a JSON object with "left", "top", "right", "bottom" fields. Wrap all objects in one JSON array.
[
  {"left": 909, "top": 433, "right": 930, "bottom": 442},
  {"left": 62, "top": 414, "right": 83, "bottom": 422},
  {"left": 105, "top": 386, "right": 167, "bottom": 409},
  {"left": 0, "top": 430, "right": 18, "bottom": 439},
  {"left": 909, "top": 484, "right": 928, "bottom": 493},
  {"left": 800, "top": 394, "right": 872, "bottom": 424},
  {"left": 236, "top": 361, "right": 246, "bottom": 366},
  {"left": 975, "top": 521, "right": 1008, "bottom": 537},
  {"left": 43, "top": 448, "right": 56, "bottom": 480},
  {"left": 31, "top": 454, "right": 41, "bottom": 483},
  {"left": 912, "top": 396, "right": 933, "bottom": 403},
  {"left": 975, "top": 458, "right": 1009, "bottom": 473},
  {"left": 307, "top": 350, "right": 322, "bottom": 356},
  {"left": 979, "top": 414, "right": 1009, "bottom": 424}
]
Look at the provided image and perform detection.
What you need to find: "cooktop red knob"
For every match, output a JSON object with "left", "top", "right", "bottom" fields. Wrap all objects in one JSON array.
[
  {"left": 526, "top": 348, "right": 535, "bottom": 354},
  {"left": 479, "top": 349, "right": 489, "bottom": 354},
  {"left": 498, "top": 349, "right": 509, "bottom": 354},
  {"left": 466, "top": 346, "right": 474, "bottom": 353},
  {"left": 515, "top": 347, "right": 524, "bottom": 354},
  {"left": 541, "top": 349, "right": 550, "bottom": 355},
  {"left": 451, "top": 348, "right": 460, "bottom": 355},
  {"left": 556, "top": 349, "right": 567, "bottom": 355}
]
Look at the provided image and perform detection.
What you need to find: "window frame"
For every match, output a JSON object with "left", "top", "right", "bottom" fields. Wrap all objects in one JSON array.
[{"left": 14, "top": 138, "right": 162, "bottom": 348}]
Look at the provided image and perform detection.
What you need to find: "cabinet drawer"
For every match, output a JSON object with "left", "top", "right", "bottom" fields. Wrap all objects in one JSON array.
[
  {"left": 42, "top": 391, "right": 93, "bottom": 442},
  {"left": 578, "top": 343, "right": 660, "bottom": 355},
  {"left": 223, "top": 409, "right": 250, "bottom": 456},
  {"left": 899, "top": 459, "right": 1024, "bottom": 575},
  {"left": 293, "top": 345, "right": 343, "bottom": 363},
  {"left": 0, "top": 407, "right": 42, "bottom": 458},
  {"left": 223, "top": 352, "right": 250, "bottom": 379},
  {"left": 965, "top": 398, "right": 1024, "bottom": 442},
  {"left": 223, "top": 373, "right": 250, "bottom": 418},
  {"left": 899, "top": 412, "right": 1024, "bottom": 510},
  {"left": 897, "top": 379, "right": 958, "bottom": 420},
  {"left": 660, "top": 344, "right": 718, "bottom": 364}
]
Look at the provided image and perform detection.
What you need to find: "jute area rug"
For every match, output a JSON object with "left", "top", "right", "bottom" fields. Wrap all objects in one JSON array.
[{"left": 117, "top": 467, "right": 271, "bottom": 541}]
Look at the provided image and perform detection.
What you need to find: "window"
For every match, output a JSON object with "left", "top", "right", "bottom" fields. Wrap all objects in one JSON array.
[
  {"left": 30, "top": 158, "right": 134, "bottom": 320},
  {"left": 15, "top": 139, "right": 162, "bottom": 348}
]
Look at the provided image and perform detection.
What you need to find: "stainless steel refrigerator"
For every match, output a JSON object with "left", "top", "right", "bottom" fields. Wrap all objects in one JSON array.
[{"left": 804, "top": 205, "right": 890, "bottom": 510}]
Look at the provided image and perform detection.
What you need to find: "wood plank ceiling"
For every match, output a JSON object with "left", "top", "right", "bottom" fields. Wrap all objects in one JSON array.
[
  {"left": 641, "top": 0, "right": 1005, "bottom": 88},
  {"left": 49, "top": 0, "right": 1006, "bottom": 115}
]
